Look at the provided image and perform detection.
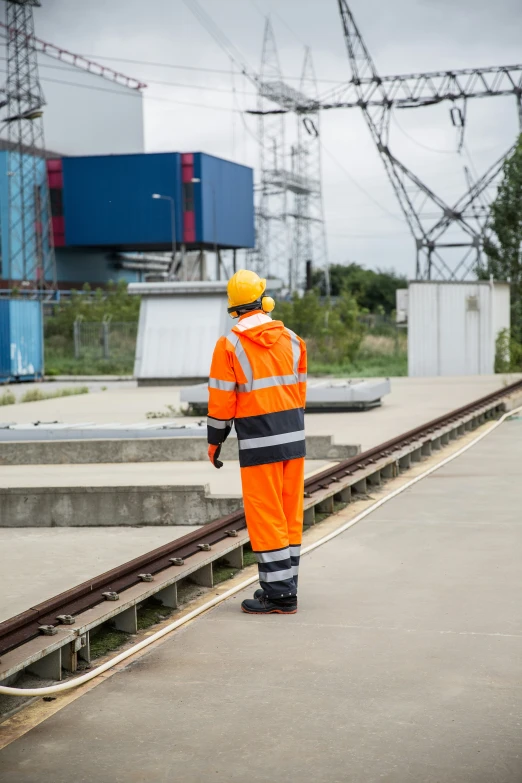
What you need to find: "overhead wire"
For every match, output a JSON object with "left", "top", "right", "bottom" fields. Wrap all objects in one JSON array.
[
  {"left": 74, "top": 54, "right": 345, "bottom": 86},
  {"left": 320, "top": 141, "right": 407, "bottom": 224},
  {"left": 181, "top": 0, "right": 257, "bottom": 85},
  {"left": 0, "top": 66, "right": 241, "bottom": 114},
  {"left": 391, "top": 108, "right": 457, "bottom": 154}
]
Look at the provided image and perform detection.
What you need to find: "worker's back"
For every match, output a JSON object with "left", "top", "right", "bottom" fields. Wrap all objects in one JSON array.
[{"left": 208, "top": 311, "right": 307, "bottom": 467}]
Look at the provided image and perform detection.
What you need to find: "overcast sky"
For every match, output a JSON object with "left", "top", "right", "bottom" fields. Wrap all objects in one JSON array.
[{"left": 35, "top": 0, "right": 522, "bottom": 278}]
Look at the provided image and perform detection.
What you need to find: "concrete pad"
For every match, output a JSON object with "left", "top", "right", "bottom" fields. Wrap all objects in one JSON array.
[
  {"left": 0, "top": 459, "right": 333, "bottom": 492},
  {"left": 0, "top": 526, "right": 199, "bottom": 623},
  {"left": 0, "top": 461, "right": 334, "bottom": 528},
  {"left": 1, "top": 376, "right": 519, "bottom": 452},
  {"left": 1, "top": 420, "right": 521, "bottom": 781}
]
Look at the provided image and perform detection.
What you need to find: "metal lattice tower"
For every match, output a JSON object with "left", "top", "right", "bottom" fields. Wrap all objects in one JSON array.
[
  {"left": 256, "top": 19, "right": 328, "bottom": 291},
  {"left": 5, "top": 0, "right": 56, "bottom": 291},
  {"left": 253, "top": 3, "right": 522, "bottom": 281},
  {"left": 334, "top": 0, "right": 522, "bottom": 280},
  {"left": 256, "top": 19, "right": 289, "bottom": 283},
  {"left": 291, "top": 47, "right": 328, "bottom": 292}
]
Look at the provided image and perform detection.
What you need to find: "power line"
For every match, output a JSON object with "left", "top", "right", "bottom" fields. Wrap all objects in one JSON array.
[
  {"left": 320, "top": 141, "right": 407, "bottom": 224},
  {"left": 0, "top": 53, "right": 259, "bottom": 97},
  {"left": 330, "top": 232, "right": 411, "bottom": 239},
  {"left": 0, "top": 67, "right": 240, "bottom": 113},
  {"left": 75, "top": 53, "right": 346, "bottom": 86},
  {"left": 391, "top": 109, "right": 457, "bottom": 154},
  {"left": 181, "top": 0, "right": 257, "bottom": 85}
]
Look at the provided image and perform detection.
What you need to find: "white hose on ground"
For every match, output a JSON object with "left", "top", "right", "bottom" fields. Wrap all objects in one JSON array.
[{"left": 1, "top": 404, "right": 520, "bottom": 698}]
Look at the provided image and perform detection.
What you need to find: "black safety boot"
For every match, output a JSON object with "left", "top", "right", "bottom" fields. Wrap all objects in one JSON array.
[{"left": 241, "top": 595, "right": 297, "bottom": 614}]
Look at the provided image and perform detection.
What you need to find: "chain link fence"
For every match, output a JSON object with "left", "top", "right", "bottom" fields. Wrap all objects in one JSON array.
[{"left": 73, "top": 319, "right": 138, "bottom": 363}]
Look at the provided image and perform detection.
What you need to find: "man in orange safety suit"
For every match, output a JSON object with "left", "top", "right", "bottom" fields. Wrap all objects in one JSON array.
[{"left": 207, "top": 269, "right": 307, "bottom": 615}]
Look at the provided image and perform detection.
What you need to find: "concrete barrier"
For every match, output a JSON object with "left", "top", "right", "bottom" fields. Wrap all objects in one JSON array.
[
  {"left": 0, "top": 484, "right": 243, "bottom": 528},
  {"left": 0, "top": 435, "right": 359, "bottom": 466}
]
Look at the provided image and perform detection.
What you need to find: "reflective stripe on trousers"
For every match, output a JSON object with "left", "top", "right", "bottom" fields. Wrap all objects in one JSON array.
[{"left": 241, "top": 457, "right": 304, "bottom": 600}]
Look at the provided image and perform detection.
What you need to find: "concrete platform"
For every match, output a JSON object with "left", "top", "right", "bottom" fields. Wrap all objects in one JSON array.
[
  {"left": 0, "top": 433, "right": 359, "bottom": 465},
  {"left": 0, "top": 460, "right": 334, "bottom": 527},
  {"left": 0, "top": 526, "right": 200, "bottom": 623},
  {"left": 1, "top": 420, "right": 521, "bottom": 780},
  {"left": 1, "top": 376, "right": 520, "bottom": 453}
]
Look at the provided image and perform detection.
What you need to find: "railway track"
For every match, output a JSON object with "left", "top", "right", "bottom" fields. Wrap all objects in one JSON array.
[{"left": 1, "top": 379, "right": 522, "bottom": 682}]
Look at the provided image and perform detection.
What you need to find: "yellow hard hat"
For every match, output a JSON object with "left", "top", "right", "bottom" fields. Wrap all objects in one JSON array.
[{"left": 227, "top": 269, "right": 275, "bottom": 318}]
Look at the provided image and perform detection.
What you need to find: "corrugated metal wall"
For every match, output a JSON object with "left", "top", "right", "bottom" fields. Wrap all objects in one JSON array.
[
  {"left": 9, "top": 300, "right": 43, "bottom": 378},
  {"left": 408, "top": 282, "right": 510, "bottom": 377},
  {"left": 0, "top": 301, "right": 43, "bottom": 381},
  {"left": 0, "top": 301, "right": 11, "bottom": 380}
]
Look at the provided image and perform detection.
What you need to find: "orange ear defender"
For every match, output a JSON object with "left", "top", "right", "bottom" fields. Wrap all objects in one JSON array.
[{"left": 261, "top": 296, "right": 275, "bottom": 313}]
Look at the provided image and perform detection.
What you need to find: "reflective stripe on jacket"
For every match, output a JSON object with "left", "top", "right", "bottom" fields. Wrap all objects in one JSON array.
[{"left": 207, "top": 311, "right": 307, "bottom": 468}]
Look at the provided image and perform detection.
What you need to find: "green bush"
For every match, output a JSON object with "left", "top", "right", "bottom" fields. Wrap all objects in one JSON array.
[
  {"left": 275, "top": 290, "right": 365, "bottom": 366},
  {"left": 0, "top": 390, "right": 16, "bottom": 406},
  {"left": 495, "top": 328, "right": 522, "bottom": 372},
  {"left": 45, "top": 281, "right": 140, "bottom": 339}
]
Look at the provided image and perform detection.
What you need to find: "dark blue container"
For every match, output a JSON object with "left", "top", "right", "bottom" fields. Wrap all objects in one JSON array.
[
  {"left": 61, "top": 152, "right": 255, "bottom": 251},
  {"left": 62, "top": 153, "right": 183, "bottom": 249},
  {"left": 193, "top": 153, "right": 255, "bottom": 249},
  {"left": 0, "top": 300, "right": 43, "bottom": 382}
]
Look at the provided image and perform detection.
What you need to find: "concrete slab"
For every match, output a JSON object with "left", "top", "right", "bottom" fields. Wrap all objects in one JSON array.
[
  {"left": 0, "top": 459, "right": 333, "bottom": 492},
  {"left": 0, "top": 434, "right": 359, "bottom": 465},
  {"left": 0, "top": 460, "right": 333, "bottom": 528},
  {"left": 1, "top": 376, "right": 519, "bottom": 452},
  {"left": 1, "top": 422, "right": 521, "bottom": 781},
  {"left": 0, "top": 526, "right": 200, "bottom": 623}
]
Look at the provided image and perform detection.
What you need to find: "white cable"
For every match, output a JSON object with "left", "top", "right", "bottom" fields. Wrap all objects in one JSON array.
[{"left": 1, "top": 404, "right": 520, "bottom": 697}]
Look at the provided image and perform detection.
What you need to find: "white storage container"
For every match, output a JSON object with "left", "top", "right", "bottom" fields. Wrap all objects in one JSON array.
[
  {"left": 130, "top": 281, "right": 230, "bottom": 384},
  {"left": 408, "top": 281, "right": 510, "bottom": 377}
]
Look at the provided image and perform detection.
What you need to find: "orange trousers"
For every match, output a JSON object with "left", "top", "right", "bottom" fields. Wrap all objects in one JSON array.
[{"left": 240, "top": 457, "right": 304, "bottom": 599}]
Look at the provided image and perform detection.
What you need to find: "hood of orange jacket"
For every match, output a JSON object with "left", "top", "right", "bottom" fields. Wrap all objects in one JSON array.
[{"left": 232, "top": 316, "right": 285, "bottom": 349}]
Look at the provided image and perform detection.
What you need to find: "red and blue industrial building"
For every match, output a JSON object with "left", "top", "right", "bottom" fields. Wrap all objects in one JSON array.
[{"left": 0, "top": 149, "right": 255, "bottom": 380}]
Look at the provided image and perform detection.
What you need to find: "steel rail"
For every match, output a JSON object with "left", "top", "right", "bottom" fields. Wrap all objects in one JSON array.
[{"left": 1, "top": 378, "right": 521, "bottom": 658}]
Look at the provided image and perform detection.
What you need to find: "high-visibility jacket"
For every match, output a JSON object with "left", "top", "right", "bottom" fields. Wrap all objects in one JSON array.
[{"left": 207, "top": 312, "right": 307, "bottom": 468}]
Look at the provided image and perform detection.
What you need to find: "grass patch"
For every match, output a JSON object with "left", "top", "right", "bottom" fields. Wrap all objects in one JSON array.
[
  {"left": 242, "top": 546, "right": 257, "bottom": 568},
  {"left": 89, "top": 625, "right": 129, "bottom": 659},
  {"left": 176, "top": 579, "right": 204, "bottom": 606},
  {"left": 309, "top": 351, "right": 407, "bottom": 377},
  {"left": 0, "top": 391, "right": 16, "bottom": 406},
  {"left": 213, "top": 560, "right": 239, "bottom": 584},
  {"left": 20, "top": 386, "right": 89, "bottom": 403},
  {"left": 44, "top": 351, "right": 134, "bottom": 377},
  {"left": 146, "top": 404, "right": 180, "bottom": 420},
  {"left": 136, "top": 597, "right": 173, "bottom": 631}
]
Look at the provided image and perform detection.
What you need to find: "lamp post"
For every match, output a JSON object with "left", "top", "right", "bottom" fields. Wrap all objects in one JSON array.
[
  {"left": 191, "top": 177, "right": 219, "bottom": 280},
  {"left": 152, "top": 193, "right": 177, "bottom": 278}
]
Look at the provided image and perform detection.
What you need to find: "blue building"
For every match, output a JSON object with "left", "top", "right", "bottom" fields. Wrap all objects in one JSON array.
[
  {"left": 0, "top": 150, "right": 255, "bottom": 288},
  {"left": 46, "top": 151, "right": 255, "bottom": 286}
]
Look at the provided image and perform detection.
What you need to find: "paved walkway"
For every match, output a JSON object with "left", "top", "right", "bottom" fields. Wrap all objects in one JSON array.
[
  {"left": 0, "top": 526, "right": 199, "bottom": 623},
  {"left": 1, "top": 418, "right": 521, "bottom": 781}
]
